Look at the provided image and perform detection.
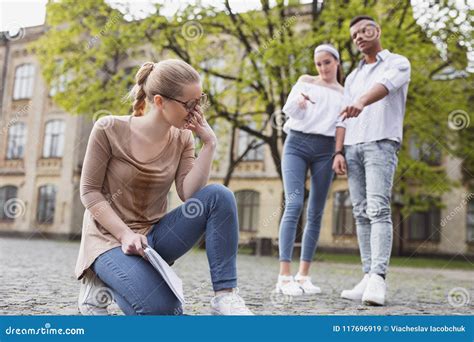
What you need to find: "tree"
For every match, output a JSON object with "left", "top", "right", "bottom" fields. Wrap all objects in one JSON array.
[{"left": 32, "top": 0, "right": 473, "bottom": 216}]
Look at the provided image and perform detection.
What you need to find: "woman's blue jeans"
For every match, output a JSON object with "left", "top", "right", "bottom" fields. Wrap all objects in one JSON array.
[
  {"left": 92, "top": 184, "right": 239, "bottom": 315},
  {"left": 279, "top": 129, "right": 335, "bottom": 262}
]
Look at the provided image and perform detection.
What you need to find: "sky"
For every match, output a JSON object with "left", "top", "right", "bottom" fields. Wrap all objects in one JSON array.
[
  {"left": 0, "top": 0, "right": 291, "bottom": 32},
  {"left": 1, "top": 0, "right": 48, "bottom": 31}
]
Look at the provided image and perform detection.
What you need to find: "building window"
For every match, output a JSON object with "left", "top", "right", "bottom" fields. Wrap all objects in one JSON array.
[
  {"left": 332, "top": 190, "right": 356, "bottom": 235},
  {"left": 200, "top": 58, "right": 226, "bottom": 93},
  {"left": 235, "top": 190, "right": 260, "bottom": 232},
  {"left": 6, "top": 122, "right": 26, "bottom": 159},
  {"left": 49, "top": 60, "right": 73, "bottom": 96},
  {"left": 43, "top": 120, "right": 65, "bottom": 158},
  {"left": 0, "top": 186, "right": 18, "bottom": 221},
  {"left": 37, "top": 184, "right": 56, "bottom": 224},
  {"left": 409, "top": 137, "right": 442, "bottom": 166},
  {"left": 49, "top": 73, "right": 68, "bottom": 96},
  {"left": 467, "top": 199, "right": 474, "bottom": 243},
  {"left": 407, "top": 203, "right": 441, "bottom": 241},
  {"left": 238, "top": 126, "right": 264, "bottom": 161},
  {"left": 13, "top": 64, "right": 35, "bottom": 100}
]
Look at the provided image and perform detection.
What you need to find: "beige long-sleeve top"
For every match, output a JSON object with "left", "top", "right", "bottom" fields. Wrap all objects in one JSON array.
[{"left": 74, "top": 115, "right": 195, "bottom": 280}]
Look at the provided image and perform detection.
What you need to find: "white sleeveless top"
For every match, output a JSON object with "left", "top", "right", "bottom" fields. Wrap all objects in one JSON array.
[{"left": 282, "top": 81, "right": 344, "bottom": 137}]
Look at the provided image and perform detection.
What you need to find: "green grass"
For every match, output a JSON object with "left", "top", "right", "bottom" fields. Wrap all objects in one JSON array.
[
  {"left": 314, "top": 252, "right": 474, "bottom": 271},
  {"left": 237, "top": 246, "right": 255, "bottom": 255},
  {"left": 194, "top": 246, "right": 474, "bottom": 270}
]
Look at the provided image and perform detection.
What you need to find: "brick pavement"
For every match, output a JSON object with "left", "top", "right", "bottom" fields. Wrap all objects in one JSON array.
[{"left": 0, "top": 237, "right": 472, "bottom": 315}]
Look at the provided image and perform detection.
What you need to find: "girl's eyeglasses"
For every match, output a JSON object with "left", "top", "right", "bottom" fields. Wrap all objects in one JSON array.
[{"left": 159, "top": 93, "right": 208, "bottom": 113}]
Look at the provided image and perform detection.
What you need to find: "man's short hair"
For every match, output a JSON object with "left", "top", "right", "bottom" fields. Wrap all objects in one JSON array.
[{"left": 350, "top": 15, "right": 376, "bottom": 27}]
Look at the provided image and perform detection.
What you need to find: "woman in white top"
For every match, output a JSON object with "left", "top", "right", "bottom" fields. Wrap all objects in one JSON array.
[{"left": 276, "top": 44, "right": 344, "bottom": 296}]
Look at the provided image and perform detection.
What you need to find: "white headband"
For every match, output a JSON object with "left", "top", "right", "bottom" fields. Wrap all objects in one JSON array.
[{"left": 314, "top": 44, "right": 340, "bottom": 61}]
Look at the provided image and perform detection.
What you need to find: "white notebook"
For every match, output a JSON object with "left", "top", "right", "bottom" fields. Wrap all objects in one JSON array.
[{"left": 144, "top": 246, "right": 185, "bottom": 305}]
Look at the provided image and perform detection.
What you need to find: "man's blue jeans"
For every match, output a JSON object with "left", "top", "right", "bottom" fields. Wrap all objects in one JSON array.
[
  {"left": 345, "top": 139, "right": 400, "bottom": 276},
  {"left": 92, "top": 184, "right": 239, "bottom": 315}
]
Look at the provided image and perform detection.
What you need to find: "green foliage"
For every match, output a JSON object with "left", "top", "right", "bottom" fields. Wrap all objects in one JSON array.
[{"left": 32, "top": 0, "right": 473, "bottom": 214}]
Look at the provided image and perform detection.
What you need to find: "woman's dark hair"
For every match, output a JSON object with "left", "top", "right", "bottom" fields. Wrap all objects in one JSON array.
[
  {"left": 336, "top": 62, "right": 344, "bottom": 85},
  {"left": 349, "top": 15, "right": 376, "bottom": 27}
]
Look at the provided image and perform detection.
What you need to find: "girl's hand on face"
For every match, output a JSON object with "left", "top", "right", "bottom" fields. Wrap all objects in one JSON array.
[{"left": 184, "top": 105, "right": 217, "bottom": 146}]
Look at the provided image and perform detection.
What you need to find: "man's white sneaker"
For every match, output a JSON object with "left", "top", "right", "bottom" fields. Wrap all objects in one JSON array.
[
  {"left": 294, "top": 273, "right": 321, "bottom": 294},
  {"left": 78, "top": 269, "right": 113, "bottom": 315},
  {"left": 275, "top": 275, "right": 303, "bottom": 296},
  {"left": 340, "top": 274, "right": 370, "bottom": 301},
  {"left": 361, "top": 274, "right": 386, "bottom": 306},
  {"left": 210, "top": 288, "right": 254, "bottom": 315}
]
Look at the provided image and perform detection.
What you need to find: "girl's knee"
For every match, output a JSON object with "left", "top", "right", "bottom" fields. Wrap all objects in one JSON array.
[
  {"left": 203, "top": 184, "right": 235, "bottom": 203},
  {"left": 204, "top": 183, "right": 231, "bottom": 194}
]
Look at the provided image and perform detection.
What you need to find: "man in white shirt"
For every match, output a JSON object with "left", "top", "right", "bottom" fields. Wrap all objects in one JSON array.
[{"left": 332, "top": 15, "right": 411, "bottom": 306}]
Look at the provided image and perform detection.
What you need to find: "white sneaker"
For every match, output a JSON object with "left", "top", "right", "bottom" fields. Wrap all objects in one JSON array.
[
  {"left": 340, "top": 274, "right": 370, "bottom": 301},
  {"left": 210, "top": 288, "right": 254, "bottom": 315},
  {"left": 78, "top": 269, "right": 113, "bottom": 315},
  {"left": 275, "top": 275, "right": 303, "bottom": 296},
  {"left": 294, "top": 273, "right": 321, "bottom": 294},
  {"left": 362, "top": 274, "right": 386, "bottom": 306}
]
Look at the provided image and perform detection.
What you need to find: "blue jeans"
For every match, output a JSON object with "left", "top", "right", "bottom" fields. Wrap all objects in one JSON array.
[
  {"left": 92, "top": 184, "right": 239, "bottom": 315},
  {"left": 279, "top": 130, "right": 335, "bottom": 262},
  {"left": 345, "top": 139, "right": 400, "bottom": 276}
]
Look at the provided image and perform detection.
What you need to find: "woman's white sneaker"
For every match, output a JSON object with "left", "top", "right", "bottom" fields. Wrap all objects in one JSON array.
[
  {"left": 340, "top": 274, "right": 370, "bottom": 301},
  {"left": 275, "top": 275, "right": 303, "bottom": 296},
  {"left": 294, "top": 273, "right": 321, "bottom": 294},
  {"left": 210, "top": 288, "right": 254, "bottom": 315},
  {"left": 77, "top": 269, "right": 112, "bottom": 315}
]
